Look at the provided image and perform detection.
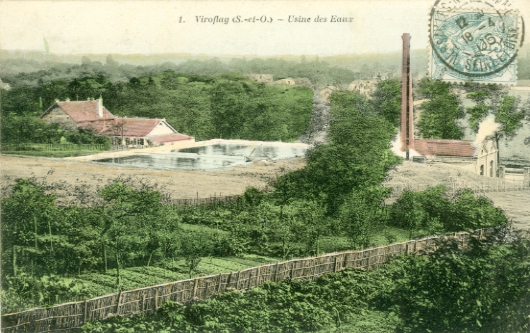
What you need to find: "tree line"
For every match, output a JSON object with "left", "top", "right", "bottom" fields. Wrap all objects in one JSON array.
[
  {"left": 1, "top": 71, "right": 314, "bottom": 142},
  {"left": 415, "top": 79, "right": 530, "bottom": 149}
]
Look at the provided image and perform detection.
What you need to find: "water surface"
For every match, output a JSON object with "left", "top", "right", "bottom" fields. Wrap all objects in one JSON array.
[{"left": 96, "top": 143, "right": 307, "bottom": 171}]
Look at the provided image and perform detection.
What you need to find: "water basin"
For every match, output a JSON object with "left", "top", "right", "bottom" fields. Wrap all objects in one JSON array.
[{"left": 95, "top": 143, "right": 308, "bottom": 171}]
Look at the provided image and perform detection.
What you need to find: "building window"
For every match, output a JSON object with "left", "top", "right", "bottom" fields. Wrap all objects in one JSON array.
[
  {"left": 480, "top": 165, "right": 484, "bottom": 176},
  {"left": 490, "top": 161, "right": 494, "bottom": 177}
]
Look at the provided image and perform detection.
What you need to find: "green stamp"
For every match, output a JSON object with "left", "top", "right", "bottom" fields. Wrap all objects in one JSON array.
[{"left": 430, "top": 8, "right": 521, "bottom": 84}]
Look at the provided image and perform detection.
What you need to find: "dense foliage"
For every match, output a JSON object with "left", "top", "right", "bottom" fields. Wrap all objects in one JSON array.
[
  {"left": 416, "top": 79, "right": 465, "bottom": 140},
  {"left": 372, "top": 79, "right": 402, "bottom": 127},
  {"left": 464, "top": 84, "right": 530, "bottom": 157},
  {"left": 1, "top": 72, "right": 313, "bottom": 141},
  {"left": 1, "top": 114, "right": 110, "bottom": 147},
  {"left": 273, "top": 90, "right": 401, "bottom": 216},
  {"left": 83, "top": 232, "right": 530, "bottom": 333},
  {"left": 389, "top": 185, "right": 507, "bottom": 238}
]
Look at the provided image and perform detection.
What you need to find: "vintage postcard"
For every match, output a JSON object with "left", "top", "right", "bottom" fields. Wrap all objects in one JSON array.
[{"left": 1, "top": 0, "right": 529, "bottom": 332}]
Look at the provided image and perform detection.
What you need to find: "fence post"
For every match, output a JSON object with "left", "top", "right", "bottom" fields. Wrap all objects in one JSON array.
[
  {"left": 273, "top": 262, "right": 279, "bottom": 282},
  {"left": 235, "top": 271, "right": 241, "bottom": 290},
  {"left": 216, "top": 274, "right": 223, "bottom": 294},
  {"left": 333, "top": 256, "right": 338, "bottom": 273},
  {"left": 116, "top": 291, "right": 122, "bottom": 316},
  {"left": 83, "top": 300, "right": 88, "bottom": 324},
  {"left": 192, "top": 278, "right": 199, "bottom": 300},
  {"left": 155, "top": 289, "right": 159, "bottom": 309}
]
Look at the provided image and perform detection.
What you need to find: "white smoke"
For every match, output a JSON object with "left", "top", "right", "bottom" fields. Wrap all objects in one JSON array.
[
  {"left": 474, "top": 116, "right": 501, "bottom": 146},
  {"left": 390, "top": 131, "right": 422, "bottom": 158},
  {"left": 0, "top": 79, "right": 11, "bottom": 91}
]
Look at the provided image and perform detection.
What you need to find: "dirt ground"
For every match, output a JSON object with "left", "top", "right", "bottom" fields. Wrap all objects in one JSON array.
[
  {"left": 3, "top": 154, "right": 528, "bottom": 228},
  {"left": 1, "top": 154, "right": 306, "bottom": 199},
  {"left": 385, "top": 161, "right": 490, "bottom": 187},
  {"left": 484, "top": 191, "right": 530, "bottom": 230}
]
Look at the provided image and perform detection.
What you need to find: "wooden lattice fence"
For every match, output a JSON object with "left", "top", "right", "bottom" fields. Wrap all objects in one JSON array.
[
  {"left": 384, "top": 179, "right": 530, "bottom": 200},
  {"left": 170, "top": 194, "right": 241, "bottom": 206},
  {"left": 1, "top": 227, "right": 498, "bottom": 333}
]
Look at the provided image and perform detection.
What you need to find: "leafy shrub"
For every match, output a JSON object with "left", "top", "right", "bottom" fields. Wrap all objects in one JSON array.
[
  {"left": 1, "top": 273, "right": 95, "bottom": 313},
  {"left": 389, "top": 186, "right": 506, "bottom": 237},
  {"left": 388, "top": 234, "right": 530, "bottom": 332}
]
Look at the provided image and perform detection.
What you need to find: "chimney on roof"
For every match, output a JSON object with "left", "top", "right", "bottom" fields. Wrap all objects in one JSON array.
[{"left": 98, "top": 96, "right": 103, "bottom": 118}]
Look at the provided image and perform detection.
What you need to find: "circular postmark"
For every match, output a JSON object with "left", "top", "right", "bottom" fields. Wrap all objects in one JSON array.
[{"left": 430, "top": 9, "right": 519, "bottom": 78}]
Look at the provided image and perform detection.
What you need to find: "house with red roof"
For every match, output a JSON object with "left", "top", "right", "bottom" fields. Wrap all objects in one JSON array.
[{"left": 40, "top": 98, "right": 194, "bottom": 147}]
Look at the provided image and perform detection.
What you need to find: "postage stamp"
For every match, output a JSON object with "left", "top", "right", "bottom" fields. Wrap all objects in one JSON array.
[{"left": 429, "top": 7, "right": 522, "bottom": 84}]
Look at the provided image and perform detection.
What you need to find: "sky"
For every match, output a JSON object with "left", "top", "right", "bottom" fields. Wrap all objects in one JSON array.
[{"left": 1, "top": 0, "right": 527, "bottom": 57}]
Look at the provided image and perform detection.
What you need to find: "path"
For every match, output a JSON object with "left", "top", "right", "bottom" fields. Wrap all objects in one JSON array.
[{"left": 298, "top": 89, "right": 330, "bottom": 145}]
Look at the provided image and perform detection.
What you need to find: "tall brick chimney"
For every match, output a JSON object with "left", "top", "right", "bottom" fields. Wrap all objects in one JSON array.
[
  {"left": 98, "top": 97, "right": 103, "bottom": 118},
  {"left": 400, "top": 33, "right": 414, "bottom": 154}
]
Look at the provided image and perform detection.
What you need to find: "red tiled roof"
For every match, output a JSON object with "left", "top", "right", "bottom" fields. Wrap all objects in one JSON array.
[
  {"left": 414, "top": 139, "right": 477, "bottom": 157},
  {"left": 79, "top": 118, "right": 162, "bottom": 138},
  {"left": 149, "top": 133, "right": 193, "bottom": 144},
  {"left": 53, "top": 100, "right": 116, "bottom": 122},
  {"left": 77, "top": 120, "right": 114, "bottom": 136}
]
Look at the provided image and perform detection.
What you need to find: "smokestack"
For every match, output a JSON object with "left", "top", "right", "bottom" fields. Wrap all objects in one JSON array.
[
  {"left": 98, "top": 96, "right": 103, "bottom": 118},
  {"left": 400, "top": 33, "right": 414, "bottom": 153}
]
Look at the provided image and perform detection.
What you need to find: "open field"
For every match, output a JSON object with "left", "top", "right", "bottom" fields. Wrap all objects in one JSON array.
[
  {"left": 78, "top": 254, "right": 278, "bottom": 294},
  {"left": 484, "top": 191, "right": 530, "bottom": 230},
  {"left": 0, "top": 154, "right": 306, "bottom": 199},
  {"left": 385, "top": 161, "right": 492, "bottom": 188}
]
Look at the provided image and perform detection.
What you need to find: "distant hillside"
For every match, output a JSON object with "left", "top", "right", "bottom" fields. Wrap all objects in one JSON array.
[
  {"left": 0, "top": 49, "right": 426, "bottom": 82},
  {"left": 2, "top": 42, "right": 529, "bottom": 84}
]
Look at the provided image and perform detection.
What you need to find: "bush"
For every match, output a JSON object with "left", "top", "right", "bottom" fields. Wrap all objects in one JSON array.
[{"left": 389, "top": 186, "right": 506, "bottom": 237}]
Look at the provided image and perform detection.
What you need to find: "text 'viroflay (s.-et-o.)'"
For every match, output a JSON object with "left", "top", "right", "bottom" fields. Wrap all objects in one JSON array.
[{"left": 188, "top": 15, "right": 354, "bottom": 24}]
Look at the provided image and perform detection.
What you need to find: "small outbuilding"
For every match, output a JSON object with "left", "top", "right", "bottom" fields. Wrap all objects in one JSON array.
[{"left": 413, "top": 138, "right": 499, "bottom": 177}]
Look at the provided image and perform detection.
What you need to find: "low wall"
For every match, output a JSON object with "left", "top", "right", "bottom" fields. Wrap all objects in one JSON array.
[{"left": 1, "top": 228, "right": 499, "bottom": 333}]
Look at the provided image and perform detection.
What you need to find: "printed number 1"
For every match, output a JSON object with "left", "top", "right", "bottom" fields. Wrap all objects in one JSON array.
[{"left": 462, "top": 32, "right": 474, "bottom": 43}]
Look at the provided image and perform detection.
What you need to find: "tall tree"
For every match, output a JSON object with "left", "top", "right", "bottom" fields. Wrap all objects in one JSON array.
[
  {"left": 416, "top": 79, "right": 464, "bottom": 140},
  {"left": 466, "top": 88, "right": 529, "bottom": 173},
  {"left": 372, "top": 79, "right": 401, "bottom": 127},
  {"left": 1, "top": 179, "right": 57, "bottom": 276}
]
